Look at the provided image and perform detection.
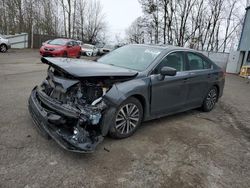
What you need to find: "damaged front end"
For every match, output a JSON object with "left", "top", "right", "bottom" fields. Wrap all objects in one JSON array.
[{"left": 28, "top": 66, "right": 111, "bottom": 153}]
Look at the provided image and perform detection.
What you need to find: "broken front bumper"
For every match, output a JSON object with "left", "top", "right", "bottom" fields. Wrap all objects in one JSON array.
[{"left": 28, "top": 87, "right": 103, "bottom": 153}]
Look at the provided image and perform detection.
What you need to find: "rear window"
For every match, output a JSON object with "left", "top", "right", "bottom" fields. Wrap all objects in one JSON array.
[{"left": 187, "top": 52, "right": 212, "bottom": 70}]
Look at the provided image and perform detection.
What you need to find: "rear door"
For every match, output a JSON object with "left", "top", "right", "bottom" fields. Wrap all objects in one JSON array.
[
  {"left": 185, "top": 52, "right": 213, "bottom": 106},
  {"left": 150, "top": 51, "right": 190, "bottom": 115}
]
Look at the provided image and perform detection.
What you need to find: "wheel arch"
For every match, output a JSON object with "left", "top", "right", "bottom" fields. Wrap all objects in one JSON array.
[
  {"left": 101, "top": 93, "right": 148, "bottom": 136},
  {"left": 130, "top": 94, "right": 145, "bottom": 115},
  {"left": 0, "top": 43, "right": 7, "bottom": 48},
  {"left": 213, "top": 84, "right": 220, "bottom": 101}
]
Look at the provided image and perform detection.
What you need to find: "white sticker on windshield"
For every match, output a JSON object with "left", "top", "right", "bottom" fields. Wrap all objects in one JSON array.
[{"left": 145, "top": 49, "right": 161, "bottom": 57}]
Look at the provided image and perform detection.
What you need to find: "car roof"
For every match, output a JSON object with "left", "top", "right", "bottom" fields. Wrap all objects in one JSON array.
[
  {"left": 52, "top": 38, "right": 74, "bottom": 41},
  {"left": 83, "top": 43, "right": 94, "bottom": 46},
  {"left": 128, "top": 44, "right": 198, "bottom": 52}
]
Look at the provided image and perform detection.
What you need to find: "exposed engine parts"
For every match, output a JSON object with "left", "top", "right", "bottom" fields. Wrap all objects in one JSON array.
[
  {"left": 33, "top": 66, "right": 112, "bottom": 152},
  {"left": 42, "top": 70, "right": 109, "bottom": 125}
]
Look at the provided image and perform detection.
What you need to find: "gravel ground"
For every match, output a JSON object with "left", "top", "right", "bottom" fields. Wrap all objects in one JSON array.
[{"left": 0, "top": 49, "right": 250, "bottom": 188}]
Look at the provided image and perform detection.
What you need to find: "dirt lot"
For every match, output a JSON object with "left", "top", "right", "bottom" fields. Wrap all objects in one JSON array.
[{"left": 0, "top": 49, "right": 250, "bottom": 188}]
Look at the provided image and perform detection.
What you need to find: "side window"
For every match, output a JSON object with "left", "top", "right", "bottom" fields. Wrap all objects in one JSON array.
[
  {"left": 187, "top": 52, "right": 211, "bottom": 70},
  {"left": 67, "top": 41, "right": 73, "bottom": 46},
  {"left": 154, "top": 52, "right": 185, "bottom": 74},
  {"left": 73, "top": 41, "right": 78, "bottom": 46}
]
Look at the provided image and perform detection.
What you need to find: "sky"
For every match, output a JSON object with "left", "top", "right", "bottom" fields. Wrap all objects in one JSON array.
[{"left": 100, "top": 0, "right": 142, "bottom": 42}]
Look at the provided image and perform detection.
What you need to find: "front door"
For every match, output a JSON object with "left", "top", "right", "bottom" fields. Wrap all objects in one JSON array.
[
  {"left": 150, "top": 51, "right": 189, "bottom": 115},
  {"left": 66, "top": 41, "right": 74, "bottom": 57}
]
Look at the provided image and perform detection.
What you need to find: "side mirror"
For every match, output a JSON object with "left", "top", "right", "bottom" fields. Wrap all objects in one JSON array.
[{"left": 158, "top": 66, "right": 177, "bottom": 80}]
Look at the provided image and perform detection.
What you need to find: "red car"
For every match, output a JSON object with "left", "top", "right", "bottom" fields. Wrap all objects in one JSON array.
[{"left": 40, "top": 38, "right": 81, "bottom": 58}]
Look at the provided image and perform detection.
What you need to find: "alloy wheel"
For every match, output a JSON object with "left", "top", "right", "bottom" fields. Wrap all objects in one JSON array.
[
  {"left": 86, "top": 52, "right": 92, "bottom": 56},
  {"left": 115, "top": 103, "right": 140, "bottom": 135},
  {"left": 205, "top": 88, "right": 217, "bottom": 110},
  {"left": 0, "top": 45, "right": 7, "bottom": 52}
]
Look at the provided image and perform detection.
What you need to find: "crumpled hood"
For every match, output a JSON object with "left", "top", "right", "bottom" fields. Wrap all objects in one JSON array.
[{"left": 41, "top": 57, "right": 138, "bottom": 78}]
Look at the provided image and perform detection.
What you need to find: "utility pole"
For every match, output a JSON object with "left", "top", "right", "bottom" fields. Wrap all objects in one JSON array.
[{"left": 31, "top": 23, "right": 34, "bottom": 48}]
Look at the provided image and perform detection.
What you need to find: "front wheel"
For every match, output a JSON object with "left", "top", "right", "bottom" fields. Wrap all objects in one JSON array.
[
  {"left": 109, "top": 97, "right": 143, "bottom": 139},
  {"left": 201, "top": 86, "right": 218, "bottom": 112},
  {"left": 0, "top": 44, "right": 7, "bottom": 53}
]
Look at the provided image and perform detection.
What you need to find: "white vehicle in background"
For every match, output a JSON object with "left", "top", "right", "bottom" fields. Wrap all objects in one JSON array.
[
  {"left": 0, "top": 34, "right": 11, "bottom": 53},
  {"left": 81, "top": 44, "right": 98, "bottom": 56},
  {"left": 99, "top": 44, "right": 115, "bottom": 55},
  {"left": 76, "top": 40, "right": 83, "bottom": 46}
]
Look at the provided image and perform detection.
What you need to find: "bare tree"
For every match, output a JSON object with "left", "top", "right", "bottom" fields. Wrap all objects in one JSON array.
[
  {"left": 77, "top": 0, "right": 87, "bottom": 41},
  {"left": 126, "top": 17, "right": 145, "bottom": 44},
  {"left": 84, "top": 0, "right": 106, "bottom": 43},
  {"left": 139, "top": 0, "right": 160, "bottom": 43},
  {"left": 222, "top": 0, "right": 237, "bottom": 52},
  {"left": 133, "top": 0, "right": 245, "bottom": 52},
  {"left": 60, "top": 0, "right": 67, "bottom": 37}
]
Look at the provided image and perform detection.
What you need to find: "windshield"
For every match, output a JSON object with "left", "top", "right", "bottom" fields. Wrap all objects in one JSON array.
[
  {"left": 48, "top": 39, "right": 67, "bottom": 45},
  {"left": 97, "top": 45, "right": 163, "bottom": 71},
  {"left": 0, "top": 34, "right": 6, "bottom": 39}
]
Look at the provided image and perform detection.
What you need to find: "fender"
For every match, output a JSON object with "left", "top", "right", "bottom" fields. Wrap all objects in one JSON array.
[{"left": 100, "top": 77, "right": 151, "bottom": 135}]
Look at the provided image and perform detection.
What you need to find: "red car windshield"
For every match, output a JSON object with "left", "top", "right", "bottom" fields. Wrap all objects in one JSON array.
[{"left": 48, "top": 39, "right": 67, "bottom": 46}]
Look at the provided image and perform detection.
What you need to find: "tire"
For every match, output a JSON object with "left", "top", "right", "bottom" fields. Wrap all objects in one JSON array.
[
  {"left": 86, "top": 51, "right": 92, "bottom": 57},
  {"left": 93, "top": 51, "right": 97, "bottom": 56},
  {"left": 201, "top": 86, "right": 218, "bottom": 112},
  {"left": 63, "top": 51, "right": 68, "bottom": 57},
  {"left": 0, "top": 44, "right": 7, "bottom": 53},
  {"left": 76, "top": 51, "right": 81, "bottom": 58},
  {"left": 109, "top": 97, "right": 143, "bottom": 139}
]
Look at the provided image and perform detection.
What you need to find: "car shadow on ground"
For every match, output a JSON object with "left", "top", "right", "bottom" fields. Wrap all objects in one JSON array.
[{"left": 53, "top": 108, "right": 201, "bottom": 159}]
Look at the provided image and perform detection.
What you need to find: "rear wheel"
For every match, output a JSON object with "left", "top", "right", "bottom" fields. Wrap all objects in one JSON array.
[
  {"left": 76, "top": 51, "right": 81, "bottom": 58},
  {"left": 0, "top": 44, "right": 7, "bottom": 53},
  {"left": 201, "top": 86, "right": 218, "bottom": 112},
  {"left": 109, "top": 97, "right": 143, "bottom": 139}
]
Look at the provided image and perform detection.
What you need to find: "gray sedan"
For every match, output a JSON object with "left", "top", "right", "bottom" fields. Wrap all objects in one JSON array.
[{"left": 28, "top": 44, "right": 225, "bottom": 152}]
